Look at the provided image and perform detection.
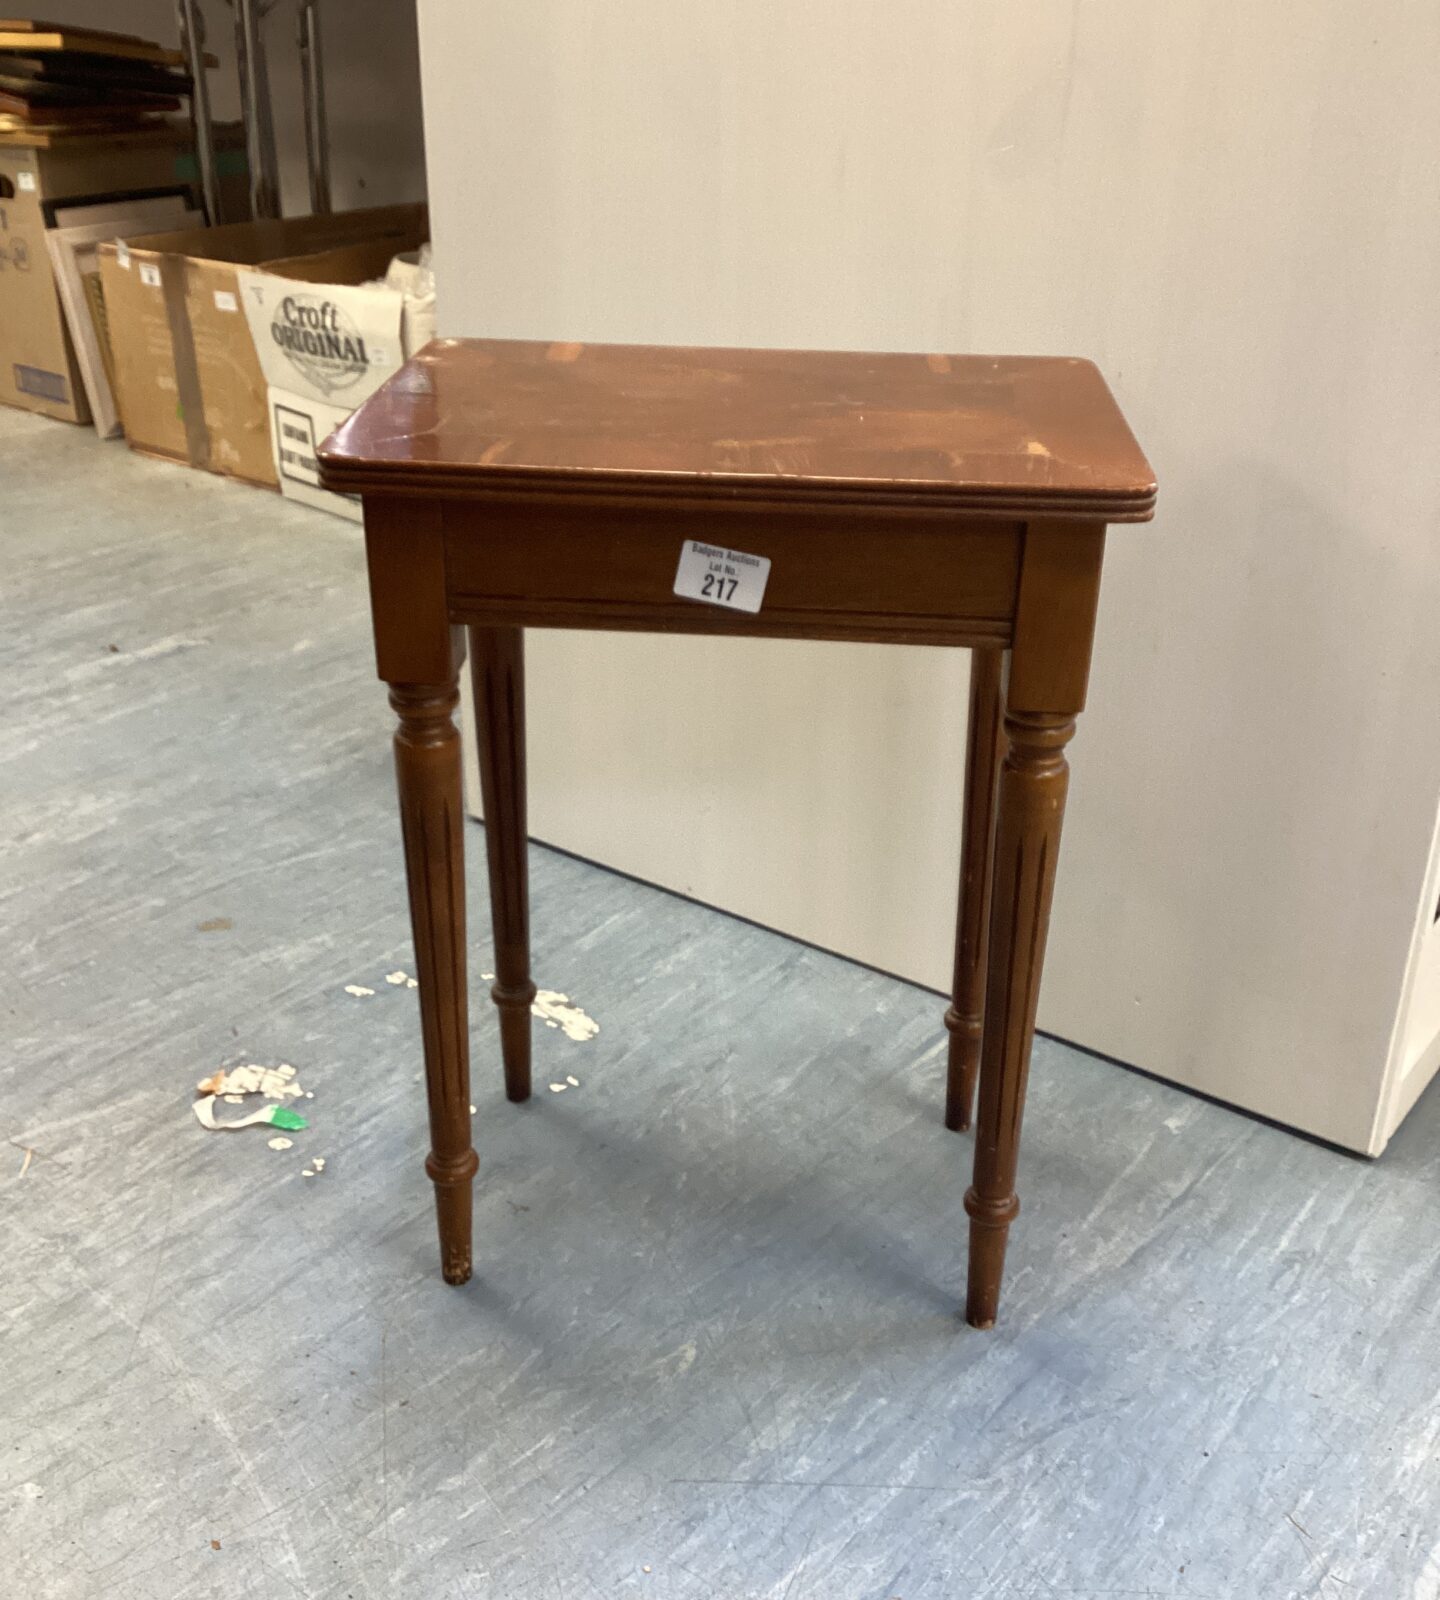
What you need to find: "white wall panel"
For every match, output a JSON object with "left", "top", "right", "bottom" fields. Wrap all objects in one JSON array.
[{"left": 423, "top": 0, "right": 1440, "bottom": 1151}]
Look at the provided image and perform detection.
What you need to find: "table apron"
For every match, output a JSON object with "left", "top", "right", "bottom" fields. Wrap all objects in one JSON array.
[{"left": 440, "top": 501, "right": 1022, "bottom": 648}]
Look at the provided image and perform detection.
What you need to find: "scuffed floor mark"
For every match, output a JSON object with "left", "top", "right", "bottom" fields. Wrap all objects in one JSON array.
[
  {"left": 125, "top": 636, "right": 210, "bottom": 661},
  {"left": 532, "top": 990, "right": 599, "bottom": 1041},
  {"left": 67, "top": 635, "right": 210, "bottom": 683}
]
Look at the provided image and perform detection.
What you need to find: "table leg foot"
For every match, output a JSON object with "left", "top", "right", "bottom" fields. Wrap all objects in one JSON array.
[
  {"left": 963, "top": 1189, "right": 1019, "bottom": 1327},
  {"left": 427, "top": 1149, "right": 480, "bottom": 1284},
  {"left": 493, "top": 981, "right": 537, "bottom": 1102}
]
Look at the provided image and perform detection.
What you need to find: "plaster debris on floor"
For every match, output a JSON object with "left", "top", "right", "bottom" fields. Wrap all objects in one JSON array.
[
  {"left": 192, "top": 1063, "right": 310, "bottom": 1135},
  {"left": 344, "top": 984, "right": 375, "bottom": 997},
  {"left": 267, "top": 1136, "right": 294, "bottom": 1151},
  {"left": 478, "top": 971, "right": 599, "bottom": 1040},
  {"left": 533, "top": 988, "right": 600, "bottom": 1041},
  {"left": 198, "top": 1064, "right": 304, "bottom": 1100}
]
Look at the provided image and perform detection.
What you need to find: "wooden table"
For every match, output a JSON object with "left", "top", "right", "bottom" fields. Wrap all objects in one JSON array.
[{"left": 318, "top": 339, "right": 1155, "bottom": 1329}]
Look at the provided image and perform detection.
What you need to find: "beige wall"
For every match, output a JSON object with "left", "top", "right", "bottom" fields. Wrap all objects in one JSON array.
[
  {"left": 51, "top": 1, "right": 426, "bottom": 213},
  {"left": 421, "top": 0, "right": 1440, "bottom": 1152}
]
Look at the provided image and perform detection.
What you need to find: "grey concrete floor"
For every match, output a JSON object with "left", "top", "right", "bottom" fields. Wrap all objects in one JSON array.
[{"left": 2, "top": 406, "right": 1438, "bottom": 1600}]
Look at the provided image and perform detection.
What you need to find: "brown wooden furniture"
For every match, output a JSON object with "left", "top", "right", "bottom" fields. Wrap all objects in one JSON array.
[{"left": 319, "top": 339, "right": 1155, "bottom": 1329}]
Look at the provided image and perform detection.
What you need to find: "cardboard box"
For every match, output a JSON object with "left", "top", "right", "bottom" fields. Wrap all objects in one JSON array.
[
  {"left": 237, "top": 237, "right": 430, "bottom": 521},
  {"left": 0, "top": 130, "right": 202, "bottom": 422},
  {"left": 97, "top": 202, "right": 427, "bottom": 486},
  {"left": 45, "top": 199, "right": 204, "bottom": 438}
]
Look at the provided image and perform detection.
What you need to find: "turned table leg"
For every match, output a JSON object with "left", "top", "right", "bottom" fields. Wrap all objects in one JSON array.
[
  {"left": 945, "top": 647, "right": 1004, "bottom": 1132},
  {"left": 963, "top": 520, "right": 1103, "bottom": 1329},
  {"left": 468, "top": 626, "right": 535, "bottom": 1102},
  {"left": 390, "top": 676, "right": 478, "bottom": 1285},
  {"left": 963, "top": 708, "right": 1073, "bottom": 1326}
]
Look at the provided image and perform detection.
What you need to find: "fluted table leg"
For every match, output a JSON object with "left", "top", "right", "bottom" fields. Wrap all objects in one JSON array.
[
  {"left": 963, "top": 520, "right": 1105, "bottom": 1329},
  {"left": 964, "top": 709, "right": 1073, "bottom": 1327},
  {"left": 390, "top": 677, "right": 477, "bottom": 1285}
]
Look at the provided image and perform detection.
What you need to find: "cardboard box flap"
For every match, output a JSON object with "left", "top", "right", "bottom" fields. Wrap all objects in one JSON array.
[
  {"left": 122, "top": 201, "right": 428, "bottom": 268},
  {"left": 260, "top": 232, "right": 427, "bottom": 285}
]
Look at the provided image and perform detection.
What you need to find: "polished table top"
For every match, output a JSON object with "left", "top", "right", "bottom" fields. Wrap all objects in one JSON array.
[{"left": 319, "top": 338, "right": 1155, "bottom": 519}]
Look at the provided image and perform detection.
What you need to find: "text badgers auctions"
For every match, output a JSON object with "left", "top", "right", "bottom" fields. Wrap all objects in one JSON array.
[{"left": 270, "top": 294, "right": 370, "bottom": 396}]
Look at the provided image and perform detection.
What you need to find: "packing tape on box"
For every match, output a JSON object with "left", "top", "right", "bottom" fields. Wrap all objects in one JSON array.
[{"left": 160, "top": 256, "right": 211, "bottom": 471}]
